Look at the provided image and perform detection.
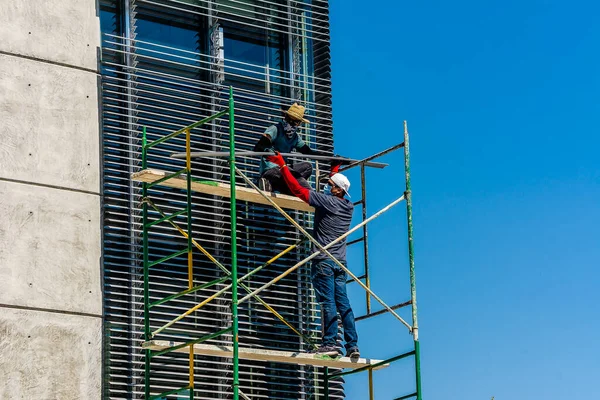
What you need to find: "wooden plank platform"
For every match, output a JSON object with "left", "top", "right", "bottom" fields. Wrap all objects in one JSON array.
[
  {"left": 131, "top": 169, "right": 314, "bottom": 212},
  {"left": 143, "top": 341, "right": 389, "bottom": 370}
]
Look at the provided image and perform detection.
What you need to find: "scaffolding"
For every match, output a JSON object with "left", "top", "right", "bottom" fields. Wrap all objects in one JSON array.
[{"left": 133, "top": 87, "right": 422, "bottom": 400}]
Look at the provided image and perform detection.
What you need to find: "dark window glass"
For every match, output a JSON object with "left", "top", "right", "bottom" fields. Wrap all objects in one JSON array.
[
  {"left": 223, "top": 24, "right": 288, "bottom": 96},
  {"left": 137, "top": 18, "right": 201, "bottom": 53}
]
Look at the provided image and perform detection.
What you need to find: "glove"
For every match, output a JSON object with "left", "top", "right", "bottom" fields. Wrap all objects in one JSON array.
[
  {"left": 266, "top": 152, "right": 286, "bottom": 167},
  {"left": 330, "top": 160, "right": 342, "bottom": 174}
]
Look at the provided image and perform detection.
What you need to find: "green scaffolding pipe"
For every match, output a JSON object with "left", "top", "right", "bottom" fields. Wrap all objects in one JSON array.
[
  {"left": 145, "top": 209, "right": 187, "bottom": 228},
  {"left": 186, "top": 127, "right": 194, "bottom": 289},
  {"left": 147, "top": 167, "right": 187, "bottom": 189},
  {"left": 151, "top": 326, "right": 233, "bottom": 358},
  {"left": 404, "top": 121, "right": 422, "bottom": 400},
  {"left": 394, "top": 392, "right": 418, "bottom": 400},
  {"left": 323, "top": 366, "right": 329, "bottom": 400},
  {"left": 186, "top": 125, "right": 195, "bottom": 400},
  {"left": 149, "top": 276, "right": 230, "bottom": 308},
  {"left": 144, "top": 109, "right": 229, "bottom": 150},
  {"left": 228, "top": 86, "right": 240, "bottom": 400},
  {"left": 190, "top": 177, "right": 219, "bottom": 186},
  {"left": 149, "top": 386, "right": 191, "bottom": 400},
  {"left": 148, "top": 248, "right": 189, "bottom": 268},
  {"left": 414, "top": 340, "right": 422, "bottom": 400}
]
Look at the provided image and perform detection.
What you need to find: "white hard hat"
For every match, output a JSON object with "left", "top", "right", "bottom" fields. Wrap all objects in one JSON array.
[{"left": 330, "top": 173, "right": 350, "bottom": 197}]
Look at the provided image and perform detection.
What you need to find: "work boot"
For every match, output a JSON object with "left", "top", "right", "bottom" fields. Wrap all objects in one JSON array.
[
  {"left": 258, "top": 178, "right": 272, "bottom": 192},
  {"left": 346, "top": 347, "right": 360, "bottom": 360},
  {"left": 309, "top": 345, "right": 340, "bottom": 357}
]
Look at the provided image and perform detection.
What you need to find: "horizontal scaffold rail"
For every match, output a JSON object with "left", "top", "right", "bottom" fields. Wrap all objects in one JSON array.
[
  {"left": 170, "top": 151, "right": 389, "bottom": 169},
  {"left": 132, "top": 168, "right": 314, "bottom": 212},
  {"left": 143, "top": 341, "right": 390, "bottom": 370}
]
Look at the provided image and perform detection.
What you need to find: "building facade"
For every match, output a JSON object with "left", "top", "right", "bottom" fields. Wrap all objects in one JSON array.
[
  {"left": 0, "top": 1, "right": 103, "bottom": 399},
  {"left": 1, "top": 0, "right": 339, "bottom": 399}
]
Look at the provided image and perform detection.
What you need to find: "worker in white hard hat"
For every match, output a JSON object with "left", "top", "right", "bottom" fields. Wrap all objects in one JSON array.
[
  {"left": 253, "top": 103, "right": 318, "bottom": 194},
  {"left": 266, "top": 152, "right": 360, "bottom": 359}
]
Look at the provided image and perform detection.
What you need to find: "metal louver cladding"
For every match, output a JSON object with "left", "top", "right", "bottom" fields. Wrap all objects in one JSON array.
[{"left": 99, "top": 0, "right": 344, "bottom": 398}]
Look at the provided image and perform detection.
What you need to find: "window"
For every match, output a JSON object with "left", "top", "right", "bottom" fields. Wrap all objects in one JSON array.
[{"left": 222, "top": 22, "right": 289, "bottom": 96}]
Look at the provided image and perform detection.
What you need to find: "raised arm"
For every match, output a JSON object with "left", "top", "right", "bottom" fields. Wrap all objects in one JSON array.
[
  {"left": 253, "top": 125, "right": 278, "bottom": 152},
  {"left": 253, "top": 134, "right": 272, "bottom": 152},
  {"left": 266, "top": 153, "right": 310, "bottom": 203}
]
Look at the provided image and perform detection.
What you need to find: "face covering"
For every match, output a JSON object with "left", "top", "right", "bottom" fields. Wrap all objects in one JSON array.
[
  {"left": 323, "top": 184, "right": 333, "bottom": 196},
  {"left": 283, "top": 122, "right": 298, "bottom": 137}
]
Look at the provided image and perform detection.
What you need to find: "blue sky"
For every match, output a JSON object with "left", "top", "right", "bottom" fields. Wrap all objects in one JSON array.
[{"left": 329, "top": 1, "right": 600, "bottom": 399}]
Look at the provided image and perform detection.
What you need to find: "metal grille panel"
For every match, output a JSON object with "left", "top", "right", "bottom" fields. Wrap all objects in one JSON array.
[{"left": 100, "top": 0, "right": 344, "bottom": 398}]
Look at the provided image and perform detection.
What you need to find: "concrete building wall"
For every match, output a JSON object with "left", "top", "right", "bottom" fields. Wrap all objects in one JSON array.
[{"left": 0, "top": 1, "right": 102, "bottom": 399}]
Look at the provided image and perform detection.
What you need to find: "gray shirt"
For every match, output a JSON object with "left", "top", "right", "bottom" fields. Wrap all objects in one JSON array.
[{"left": 309, "top": 191, "right": 354, "bottom": 261}]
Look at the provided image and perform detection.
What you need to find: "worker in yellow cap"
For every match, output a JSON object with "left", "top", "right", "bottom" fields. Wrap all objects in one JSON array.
[{"left": 253, "top": 103, "right": 319, "bottom": 194}]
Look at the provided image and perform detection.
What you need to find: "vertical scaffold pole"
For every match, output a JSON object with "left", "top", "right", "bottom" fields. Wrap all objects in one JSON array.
[
  {"left": 360, "top": 164, "right": 371, "bottom": 314},
  {"left": 368, "top": 367, "right": 374, "bottom": 400},
  {"left": 362, "top": 163, "right": 374, "bottom": 399},
  {"left": 229, "top": 86, "right": 240, "bottom": 400},
  {"left": 185, "top": 128, "right": 195, "bottom": 399},
  {"left": 142, "top": 126, "right": 151, "bottom": 399},
  {"left": 404, "top": 121, "right": 422, "bottom": 400},
  {"left": 323, "top": 367, "right": 329, "bottom": 400}
]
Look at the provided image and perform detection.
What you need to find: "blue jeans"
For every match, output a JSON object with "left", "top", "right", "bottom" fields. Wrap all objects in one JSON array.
[{"left": 311, "top": 259, "right": 358, "bottom": 350}]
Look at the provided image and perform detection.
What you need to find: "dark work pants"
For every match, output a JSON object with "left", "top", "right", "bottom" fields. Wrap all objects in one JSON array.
[
  {"left": 261, "top": 162, "right": 312, "bottom": 194},
  {"left": 311, "top": 259, "right": 358, "bottom": 350}
]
